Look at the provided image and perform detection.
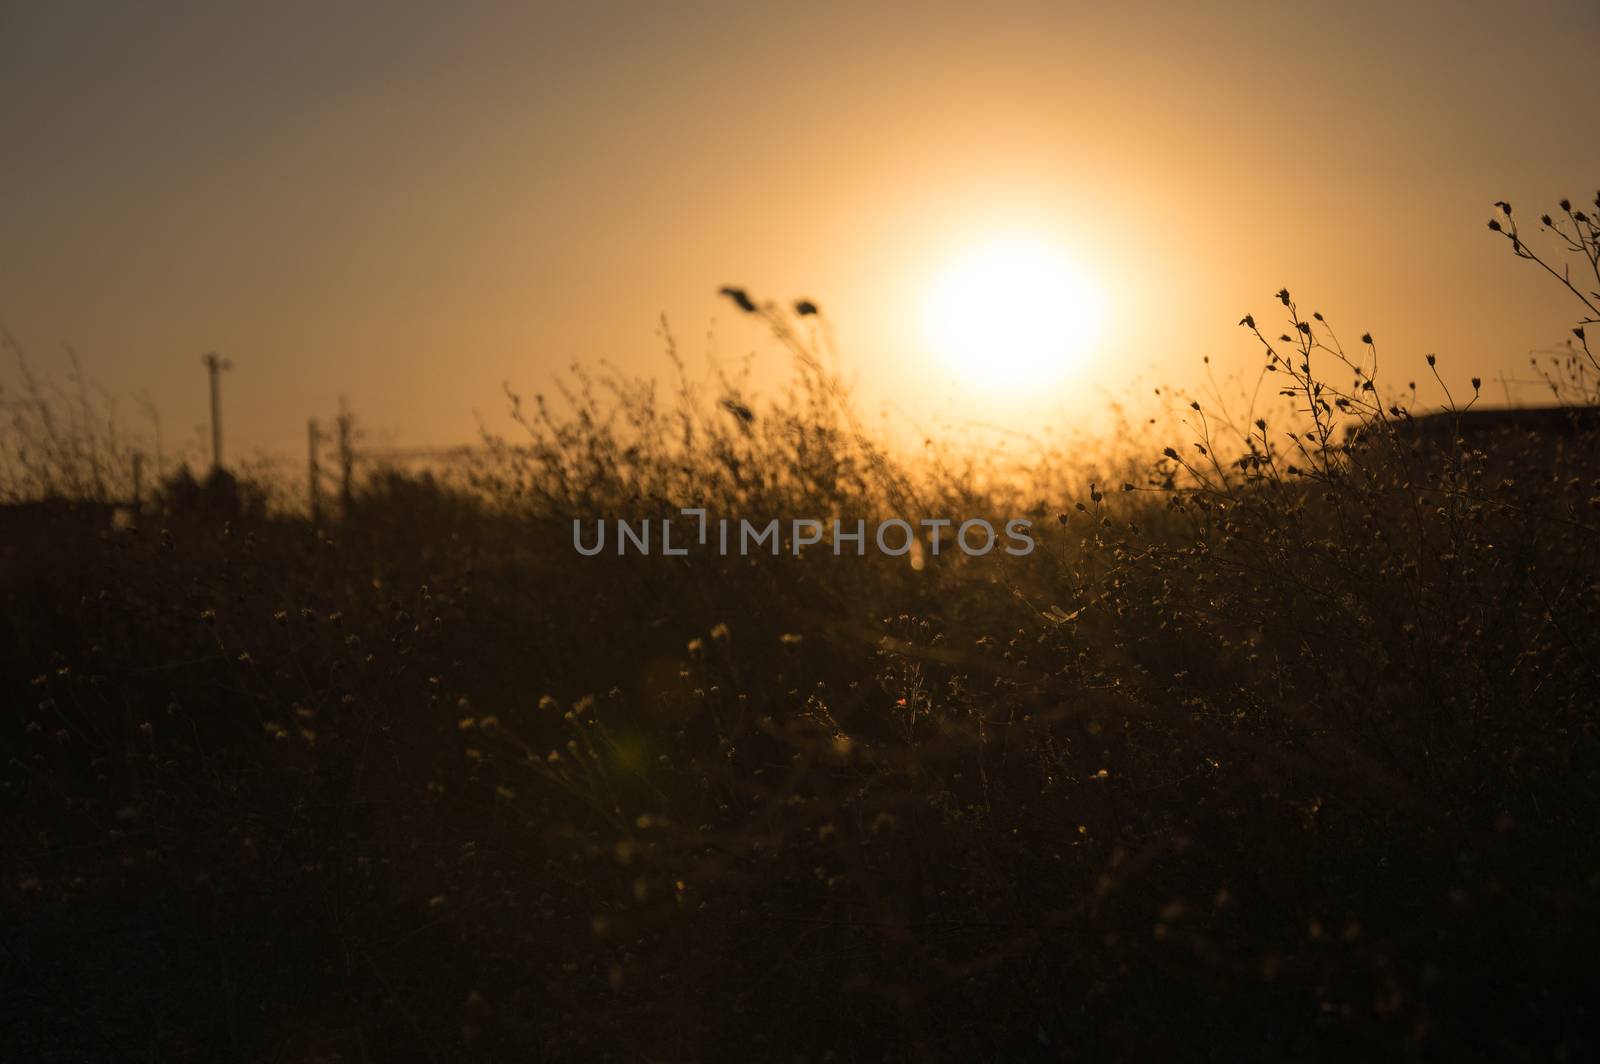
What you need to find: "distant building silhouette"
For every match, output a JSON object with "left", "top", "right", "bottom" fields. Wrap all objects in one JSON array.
[{"left": 1390, "top": 404, "right": 1600, "bottom": 444}]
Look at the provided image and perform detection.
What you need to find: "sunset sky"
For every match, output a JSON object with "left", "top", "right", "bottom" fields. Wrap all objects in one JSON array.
[{"left": 4, "top": 1, "right": 1597, "bottom": 462}]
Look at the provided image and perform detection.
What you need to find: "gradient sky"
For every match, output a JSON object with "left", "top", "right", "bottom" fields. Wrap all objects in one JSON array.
[{"left": 3, "top": 0, "right": 1598, "bottom": 463}]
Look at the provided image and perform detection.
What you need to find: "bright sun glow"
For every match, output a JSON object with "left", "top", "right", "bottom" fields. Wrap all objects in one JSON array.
[{"left": 924, "top": 236, "right": 1106, "bottom": 392}]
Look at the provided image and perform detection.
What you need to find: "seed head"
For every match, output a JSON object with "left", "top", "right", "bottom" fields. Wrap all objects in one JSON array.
[{"left": 718, "top": 286, "right": 757, "bottom": 313}]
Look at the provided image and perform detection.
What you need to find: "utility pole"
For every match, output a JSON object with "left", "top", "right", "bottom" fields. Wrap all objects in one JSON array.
[
  {"left": 201, "top": 352, "right": 233, "bottom": 473},
  {"left": 307, "top": 418, "right": 322, "bottom": 522},
  {"left": 336, "top": 397, "right": 354, "bottom": 513}
]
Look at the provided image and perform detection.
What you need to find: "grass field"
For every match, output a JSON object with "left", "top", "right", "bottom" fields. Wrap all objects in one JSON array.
[{"left": 4, "top": 203, "right": 1600, "bottom": 1061}]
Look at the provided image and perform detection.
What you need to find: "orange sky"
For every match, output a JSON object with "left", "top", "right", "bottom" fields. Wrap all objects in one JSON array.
[{"left": 3, "top": 1, "right": 1598, "bottom": 463}]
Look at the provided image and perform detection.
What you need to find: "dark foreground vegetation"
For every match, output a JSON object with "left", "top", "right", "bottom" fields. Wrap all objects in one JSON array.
[{"left": 5, "top": 201, "right": 1600, "bottom": 1061}]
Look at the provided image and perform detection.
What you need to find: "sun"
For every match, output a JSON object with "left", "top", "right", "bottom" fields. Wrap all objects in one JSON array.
[{"left": 923, "top": 235, "right": 1106, "bottom": 392}]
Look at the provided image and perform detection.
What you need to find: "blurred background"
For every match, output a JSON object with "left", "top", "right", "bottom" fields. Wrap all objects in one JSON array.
[{"left": 3, "top": 0, "right": 1598, "bottom": 459}]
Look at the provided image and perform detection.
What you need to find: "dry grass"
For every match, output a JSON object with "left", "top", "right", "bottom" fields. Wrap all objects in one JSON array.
[{"left": 3, "top": 197, "right": 1599, "bottom": 1061}]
